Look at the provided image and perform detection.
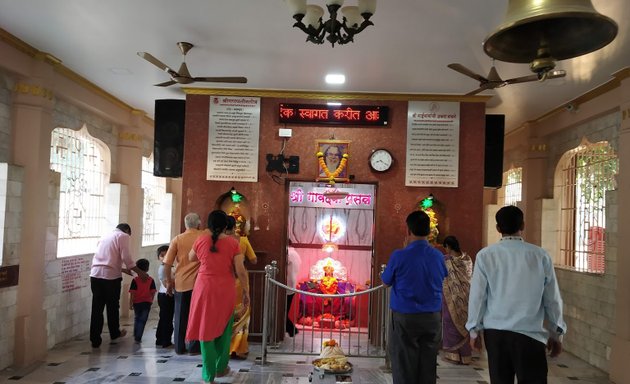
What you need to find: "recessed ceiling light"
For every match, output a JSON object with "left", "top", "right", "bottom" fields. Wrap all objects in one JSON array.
[
  {"left": 327, "top": 102, "right": 342, "bottom": 106},
  {"left": 325, "top": 74, "right": 345, "bottom": 85}
]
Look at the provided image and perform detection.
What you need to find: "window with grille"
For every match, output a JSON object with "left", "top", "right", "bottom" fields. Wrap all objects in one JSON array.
[
  {"left": 141, "top": 155, "right": 172, "bottom": 246},
  {"left": 503, "top": 167, "right": 522, "bottom": 206},
  {"left": 50, "top": 126, "right": 110, "bottom": 257},
  {"left": 557, "top": 142, "right": 617, "bottom": 273}
]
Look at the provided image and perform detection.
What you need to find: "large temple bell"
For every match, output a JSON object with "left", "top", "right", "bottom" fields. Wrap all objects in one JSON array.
[{"left": 483, "top": 0, "right": 618, "bottom": 75}]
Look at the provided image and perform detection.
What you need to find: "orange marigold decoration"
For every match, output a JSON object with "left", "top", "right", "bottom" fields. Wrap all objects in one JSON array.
[
  {"left": 419, "top": 194, "right": 439, "bottom": 244},
  {"left": 317, "top": 151, "right": 349, "bottom": 185},
  {"left": 229, "top": 207, "right": 247, "bottom": 236}
]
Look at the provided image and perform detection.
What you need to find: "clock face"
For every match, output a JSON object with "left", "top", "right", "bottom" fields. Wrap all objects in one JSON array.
[{"left": 369, "top": 149, "right": 393, "bottom": 172}]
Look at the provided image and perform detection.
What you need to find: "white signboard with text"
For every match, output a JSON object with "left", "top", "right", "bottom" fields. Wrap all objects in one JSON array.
[
  {"left": 207, "top": 96, "right": 260, "bottom": 182},
  {"left": 406, "top": 101, "right": 460, "bottom": 187}
]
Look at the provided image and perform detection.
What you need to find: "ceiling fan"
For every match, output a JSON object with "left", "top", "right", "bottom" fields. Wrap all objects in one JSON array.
[
  {"left": 447, "top": 62, "right": 566, "bottom": 96},
  {"left": 137, "top": 42, "right": 247, "bottom": 87}
]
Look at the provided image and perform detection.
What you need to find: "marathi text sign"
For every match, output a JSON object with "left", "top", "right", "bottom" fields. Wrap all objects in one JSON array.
[
  {"left": 288, "top": 182, "right": 375, "bottom": 209},
  {"left": 61, "top": 256, "right": 90, "bottom": 292},
  {"left": 279, "top": 104, "right": 388, "bottom": 126},
  {"left": 207, "top": 96, "right": 260, "bottom": 182},
  {"left": 406, "top": 101, "right": 460, "bottom": 187}
]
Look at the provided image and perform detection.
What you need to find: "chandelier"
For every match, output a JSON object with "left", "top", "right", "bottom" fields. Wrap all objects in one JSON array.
[{"left": 286, "top": 0, "right": 377, "bottom": 47}]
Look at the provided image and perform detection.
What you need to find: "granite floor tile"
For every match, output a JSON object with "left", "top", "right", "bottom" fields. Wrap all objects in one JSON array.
[{"left": 0, "top": 315, "right": 612, "bottom": 384}]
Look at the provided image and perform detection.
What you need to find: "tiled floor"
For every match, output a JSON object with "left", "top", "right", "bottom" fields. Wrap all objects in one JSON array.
[{"left": 0, "top": 317, "right": 611, "bottom": 384}]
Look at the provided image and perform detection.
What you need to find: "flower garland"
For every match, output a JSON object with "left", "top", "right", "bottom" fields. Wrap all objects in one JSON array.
[
  {"left": 229, "top": 206, "right": 246, "bottom": 236},
  {"left": 419, "top": 195, "right": 439, "bottom": 244},
  {"left": 423, "top": 208, "right": 439, "bottom": 244},
  {"left": 317, "top": 151, "right": 349, "bottom": 185}
]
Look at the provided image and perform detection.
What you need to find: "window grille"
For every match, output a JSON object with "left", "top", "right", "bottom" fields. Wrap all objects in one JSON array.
[
  {"left": 503, "top": 167, "right": 522, "bottom": 206},
  {"left": 141, "top": 155, "right": 172, "bottom": 246},
  {"left": 50, "top": 126, "right": 110, "bottom": 257},
  {"left": 557, "top": 142, "right": 617, "bottom": 273}
]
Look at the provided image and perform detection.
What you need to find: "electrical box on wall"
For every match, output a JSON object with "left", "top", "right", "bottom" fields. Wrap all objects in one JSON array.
[
  {"left": 266, "top": 154, "right": 299, "bottom": 174},
  {"left": 266, "top": 154, "right": 284, "bottom": 172},
  {"left": 279, "top": 128, "right": 292, "bottom": 137}
]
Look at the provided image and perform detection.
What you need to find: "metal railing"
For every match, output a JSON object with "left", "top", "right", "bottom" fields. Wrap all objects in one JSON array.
[{"left": 261, "top": 261, "right": 389, "bottom": 365}]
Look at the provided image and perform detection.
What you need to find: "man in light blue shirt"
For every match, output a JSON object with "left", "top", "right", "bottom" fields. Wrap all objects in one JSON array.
[{"left": 466, "top": 205, "right": 566, "bottom": 383}]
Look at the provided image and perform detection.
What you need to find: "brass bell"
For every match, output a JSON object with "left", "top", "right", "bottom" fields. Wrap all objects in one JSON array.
[{"left": 484, "top": 0, "right": 618, "bottom": 65}]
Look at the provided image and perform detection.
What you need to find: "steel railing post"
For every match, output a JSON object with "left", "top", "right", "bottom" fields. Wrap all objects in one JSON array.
[{"left": 261, "top": 263, "right": 273, "bottom": 365}]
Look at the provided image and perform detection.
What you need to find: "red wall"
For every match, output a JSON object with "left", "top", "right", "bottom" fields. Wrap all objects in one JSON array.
[{"left": 182, "top": 95, "right": 485, "bottom": 280}]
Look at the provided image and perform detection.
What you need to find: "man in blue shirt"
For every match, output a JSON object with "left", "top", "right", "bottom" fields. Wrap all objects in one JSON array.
[
  {"left": 466, "top": 205, "right": 566, "bottom": 383},
  {"left": 381, "top": 210, "right": 448, "bottom": 384}
]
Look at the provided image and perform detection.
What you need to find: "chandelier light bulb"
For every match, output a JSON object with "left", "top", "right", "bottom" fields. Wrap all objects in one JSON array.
[
  {"left": 358, "top": 0, "right": 376, "bottom": 15},
  {"left": 341, "top": 6, "right": 362, "bottom": 29},
  {"left": 304, "top": 5, "right": 324, "bottom": 28},
  {"left": 287, "top": 0, "right": 307, "bottom": 16}
]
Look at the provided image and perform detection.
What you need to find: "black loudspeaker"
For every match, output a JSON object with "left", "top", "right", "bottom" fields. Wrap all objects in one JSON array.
[
  {"left": 484, "top": 114, "right": 505, "bottom": 188},
  {"left": 287, "top": 156, "right": 300, "bottom": 174},
  {"left": 154, "top": 99, "right": 186, "bottom": 178}
]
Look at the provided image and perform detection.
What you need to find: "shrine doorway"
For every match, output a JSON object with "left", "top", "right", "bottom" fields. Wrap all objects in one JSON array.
[{"left": 284, "top": 181, "right": 377, "bottom": 349}]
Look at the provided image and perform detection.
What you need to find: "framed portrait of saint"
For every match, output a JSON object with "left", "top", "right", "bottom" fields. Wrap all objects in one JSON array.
[{"left": 316, "top": 139, "right": 350, "bottom": 182}]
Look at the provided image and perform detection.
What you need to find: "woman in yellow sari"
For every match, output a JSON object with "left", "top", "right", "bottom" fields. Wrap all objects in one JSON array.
[{"left": 226, "top": 215, "right": 257, "bottom": 359}]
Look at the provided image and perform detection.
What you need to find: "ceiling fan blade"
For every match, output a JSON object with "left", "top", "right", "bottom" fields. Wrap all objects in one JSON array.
[
  {"left": 465, "top": 83, "right": 494, "bottom": 96},
  {"left": 448, "top": 63, "right": 487, "bottom": 83},
  {"left": 154, "top": 80, "right": 177, "bottom": 87},
  {"left": 504, "top": 74, "right": 539, "bottom": 84},
  {"left": 193, "top": 76, "right": 248, "bottom": 84},
  {"left": 137, "top": 52, "right": 176, "bottom": 74}
]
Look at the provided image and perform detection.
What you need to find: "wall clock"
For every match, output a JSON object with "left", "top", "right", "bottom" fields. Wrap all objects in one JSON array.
[{"left": 369, "top": 149, "right": 393, "bottom": 172}]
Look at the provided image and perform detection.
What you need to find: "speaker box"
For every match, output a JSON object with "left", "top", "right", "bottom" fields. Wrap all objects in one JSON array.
[
  {"left": 154, "top": 99, "right": 186, "bottom": 178},
  {"left": 287, "top": 156, "right": 300, "bottom": 174},
  {"left": 484, "top": 114, "right": 505, "bottom": 188}
]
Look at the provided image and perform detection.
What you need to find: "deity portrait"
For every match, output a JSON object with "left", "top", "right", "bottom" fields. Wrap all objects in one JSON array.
[{"left": 317, "top": 140, "right": 350, "bottom": 181}]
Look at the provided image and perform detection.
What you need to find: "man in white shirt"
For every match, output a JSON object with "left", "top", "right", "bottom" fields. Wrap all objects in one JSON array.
[{"left": 466, "top": 206, "right": 566, "bottom": 383}]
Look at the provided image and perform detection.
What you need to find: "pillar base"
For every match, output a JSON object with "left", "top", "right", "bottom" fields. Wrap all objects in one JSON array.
[
  {"left": 14, "top": 312, "right": 47, "bottom": 367},
  {"left": 610, "top": 336, "right": 630, "bottom": 383}
]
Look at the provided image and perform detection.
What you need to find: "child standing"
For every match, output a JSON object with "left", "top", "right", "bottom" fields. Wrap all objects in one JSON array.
[
  {"left": 129, "top": 258, "right": 156, "bottom": 344},
  {"left": 156, "top": 245, "right": 175, "bottom": 348}
]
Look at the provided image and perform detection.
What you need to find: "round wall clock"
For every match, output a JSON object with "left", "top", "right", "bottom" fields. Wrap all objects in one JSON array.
[{"left": 369, "top": 148, "right": 393, "bottom": 172}]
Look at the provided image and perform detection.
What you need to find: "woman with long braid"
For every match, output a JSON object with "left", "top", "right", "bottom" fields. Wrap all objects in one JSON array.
[{"left": 186, "top": 210, "right": 250, "bottom": 383}]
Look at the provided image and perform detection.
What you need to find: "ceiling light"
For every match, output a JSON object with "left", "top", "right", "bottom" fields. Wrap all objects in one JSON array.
[
  {"left": 325, "top": 74, "right": 345, "bottom": 84},
  {"left": 327, "top": 101, "right": 342, "bottom": 106},
  {"left": 286, "top": 0, "right": 376, "bottom": 47}
]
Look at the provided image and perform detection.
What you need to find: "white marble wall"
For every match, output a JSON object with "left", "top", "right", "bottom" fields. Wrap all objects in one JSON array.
[
  {"left": 0, "top": 163, "right": 23, "bottom": 369},
  {"left": 555, "top": 190, "right": 617, "bottom": 371},
  {"left": 38, "top": 100, "right": 129, "bottom": 355}
]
